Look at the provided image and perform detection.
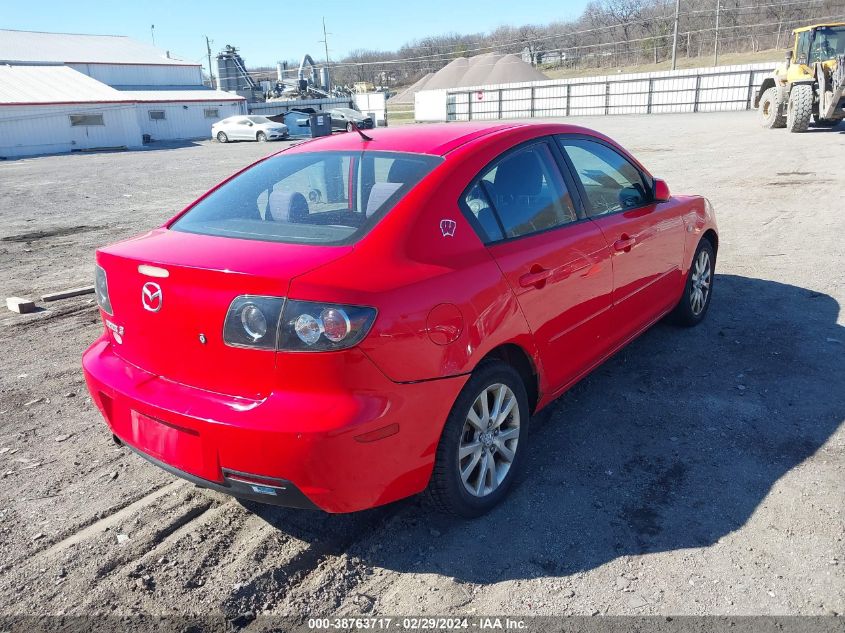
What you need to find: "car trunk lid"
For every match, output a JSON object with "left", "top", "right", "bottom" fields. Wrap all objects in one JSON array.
[{"left": 98, "top": 228, "right": 351, "bottom": 398}]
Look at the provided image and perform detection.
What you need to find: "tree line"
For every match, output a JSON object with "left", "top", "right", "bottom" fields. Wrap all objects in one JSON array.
[{"left": 310, "top": 0, "right": 843, "bottom": 88}]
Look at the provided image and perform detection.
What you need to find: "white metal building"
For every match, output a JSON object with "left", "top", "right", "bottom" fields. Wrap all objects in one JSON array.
[{"left": 0, "top": 29, "right": 246, "bottom": 158}]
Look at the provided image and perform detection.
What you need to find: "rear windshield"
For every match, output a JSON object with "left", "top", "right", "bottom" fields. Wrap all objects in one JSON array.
[{"left": 171, "top": 151, "right": 442, "bottom": 245}]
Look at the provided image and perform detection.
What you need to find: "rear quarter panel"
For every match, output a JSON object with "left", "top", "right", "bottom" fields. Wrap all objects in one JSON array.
[{"left": 287, "top": 133, "right": 550, "bottom": 387}]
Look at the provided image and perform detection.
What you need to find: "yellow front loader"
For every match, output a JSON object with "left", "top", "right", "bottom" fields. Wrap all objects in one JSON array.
[{"left": 755, "top": 23, "right": 845, "bottom": 132}]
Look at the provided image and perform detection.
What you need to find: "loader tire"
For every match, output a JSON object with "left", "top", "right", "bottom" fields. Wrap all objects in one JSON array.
[
  {"left": 786, "top": 84, "right": 813, "bottom": 133},
  {"left": 759, "top": 87, "right": 786, "bottom": 129}
]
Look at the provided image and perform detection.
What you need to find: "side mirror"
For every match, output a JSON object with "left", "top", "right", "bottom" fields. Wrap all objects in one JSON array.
[{"left": 653, "top": 178, "right": 671, "bottom": 202}]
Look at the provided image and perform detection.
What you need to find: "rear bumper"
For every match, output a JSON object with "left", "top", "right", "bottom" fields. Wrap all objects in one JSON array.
[
  {"left": 82, "top": 336, "right": 467, "bottom": 513},
  {"left": 120, "top": 439, "right": 318, "bottom": 509}
]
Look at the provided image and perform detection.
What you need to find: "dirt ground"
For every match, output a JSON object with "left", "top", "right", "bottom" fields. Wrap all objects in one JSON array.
[{"left": 0, "top": 113, "right": 843, "bottom": 624}]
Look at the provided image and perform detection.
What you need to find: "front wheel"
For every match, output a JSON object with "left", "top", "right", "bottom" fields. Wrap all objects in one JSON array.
[
  {"left": 346, "top": 122, "right": 354, "bottom": 133},
  {"left": 425, "top": 361, "right": 529, "bottom": 518},
  {"left": 672, "top": 239, "right": 715, "bottom": 327},
  {"left": 786, "top": 84, "right": 813, "bottom": 133},
  {"left": 216, "top": 131, "right": 228, "bottom": 143},
  {"left": 256, "top": 131, "right": 267, "bottom": 142}
]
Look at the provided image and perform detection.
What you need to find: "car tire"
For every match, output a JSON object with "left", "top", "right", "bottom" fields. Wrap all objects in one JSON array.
[
  {"left": 786, "top": 84, "right": 813, "bottom": 133},
  {"left": 425, "top": 361, "right": 529, "bottom": 518},
  {"left": 759, "top": 87, "right": 786, "bottom": 129},
  {"left": 216, "top": 132, "right": 228, "bottom": 143},
  {"left": 256, "top": 132, "right": 268, "bottom": 142},
  {"left": 671, "top": 238, "right": 715, "bottom": 327},
  {"left": 346, "top": 122, "right": 354, "bottom": 133}
]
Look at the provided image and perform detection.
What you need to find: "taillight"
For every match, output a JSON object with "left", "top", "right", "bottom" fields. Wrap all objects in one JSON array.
[
  {"left": 222, "top": 296, "right": 376, "bottom": 352},
  {"left": 223, "top": 296, "right": 285, "bottom": 350},
  {"left": 279, "top": 300, "right": 376, "bottom": 352},
  {"left": 95, "top": 264, "right": 113, "bottom": 315}
]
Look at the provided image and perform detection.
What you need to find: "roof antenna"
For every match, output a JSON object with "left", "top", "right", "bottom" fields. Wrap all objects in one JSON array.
[{"left": 350, "top": 120, "right": 373, "bottom": 142}]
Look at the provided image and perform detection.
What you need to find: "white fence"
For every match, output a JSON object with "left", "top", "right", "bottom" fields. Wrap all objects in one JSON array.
[{"left": 415, "top": 62, "right": 777, "bottom": 122}]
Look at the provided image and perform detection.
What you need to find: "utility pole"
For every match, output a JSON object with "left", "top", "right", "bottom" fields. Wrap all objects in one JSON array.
[
  {"left": 320, "top": 17, "right": 332, "bottom": 91},
  {"left": 713, "top": 0, "right": 721, "bottom": 66},
  {"left": 150, "top": 24, "right": 155, "bottom": 46},
  {"left": 671, "top": 0, "right": 681, "bottom": 70},
  {"left": 205, "top": 36, "right": 215, "bottom": 89}
]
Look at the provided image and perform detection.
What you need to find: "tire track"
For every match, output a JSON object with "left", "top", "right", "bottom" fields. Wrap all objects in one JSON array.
[{"left": 227, "top": 504, "right": 405, "bottom": 622}]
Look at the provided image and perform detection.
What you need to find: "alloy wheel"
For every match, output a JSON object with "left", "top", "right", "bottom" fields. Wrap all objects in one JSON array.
[
  {"left": 690, "top": 249, "right": 711, "bottom": 316},
  {"left": 458, "top": 383, "right": 520, "bottom": 498}
]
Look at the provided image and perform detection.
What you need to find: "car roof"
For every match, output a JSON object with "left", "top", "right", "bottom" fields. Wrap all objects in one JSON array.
[{"left": 283, "top": 122, "right": 606, "bottom": 157}]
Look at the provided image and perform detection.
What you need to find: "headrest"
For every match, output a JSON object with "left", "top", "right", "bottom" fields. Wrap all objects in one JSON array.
[
  {"left": 365, "top": 182, "right": 402, "bottom": 216},
  {"left": 268, "top": 190, "right": 309, "bottom": 223}
]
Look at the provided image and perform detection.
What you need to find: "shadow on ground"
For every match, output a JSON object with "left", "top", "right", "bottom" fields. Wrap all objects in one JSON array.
[{"left": 246, "top": 274, "right": 844, "bottom": 583}]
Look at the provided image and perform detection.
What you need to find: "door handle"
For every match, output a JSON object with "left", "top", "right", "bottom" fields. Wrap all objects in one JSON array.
[
  {"left": 519, "top": 266, "right": 552, "bottom": 288},
  {"left": 613, "top": 235, "right": 637, "bottom": 252}
]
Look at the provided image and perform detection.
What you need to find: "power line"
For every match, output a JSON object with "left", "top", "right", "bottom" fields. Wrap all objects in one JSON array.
[
  {"left": 322, "top": 10, "right": 843, "bottom": 70},
  {"left": 347, "top": 0, "right": 829, "bottom": 66}
]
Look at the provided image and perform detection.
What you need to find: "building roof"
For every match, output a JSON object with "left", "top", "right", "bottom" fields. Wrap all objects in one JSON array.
[
  {"left": 0, "top": 29, "right": 199, "bottom": 66},
  {"left": 0, "top": 65, "right": 244, "bottom": 106},
  {"left": 0, "top": 65, "right": 129, "bottom": 105},
  {"left": 113, "top": 86, "right": 245, "bottom": 103}
]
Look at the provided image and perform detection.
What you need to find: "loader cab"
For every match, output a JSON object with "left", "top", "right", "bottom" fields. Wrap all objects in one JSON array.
[{"left": 793, "top": 24, "right": 845, "bottom": 66}]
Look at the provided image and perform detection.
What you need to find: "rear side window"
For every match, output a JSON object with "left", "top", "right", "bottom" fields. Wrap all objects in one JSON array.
[
  {"left": 559, "top": 138, "right": 651, "bottom": 217},
  {"left": 463, "top": 142, "right": 577, "bottom": 242},
  {"left": 171, "top": 151, "right": 441, "bottom": 245}
]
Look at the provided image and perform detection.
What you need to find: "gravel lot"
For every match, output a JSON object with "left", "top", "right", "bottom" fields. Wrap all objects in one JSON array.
[{"left": 0, "top": 113, "right": 843, "bottom": 623}]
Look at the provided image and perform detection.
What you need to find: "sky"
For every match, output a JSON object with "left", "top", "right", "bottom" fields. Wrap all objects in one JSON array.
[{"left": 2, "top": 0, "right": 592, "bottom": 74}]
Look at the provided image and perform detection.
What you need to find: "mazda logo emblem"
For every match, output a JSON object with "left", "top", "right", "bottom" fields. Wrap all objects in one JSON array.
[{"left": 142, "top": 282, "right": 163, "bottom": 312}]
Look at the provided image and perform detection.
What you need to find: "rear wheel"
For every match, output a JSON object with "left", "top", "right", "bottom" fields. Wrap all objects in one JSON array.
[
  {"left": 786, "top": 84, "right": 813, "bottom": 133},
  {"left": 672, "top": 239, "right": 715, "bottom": 327},
  {"left": 759, "top": 87, "right": 786, "bottom": 129},
  {"left": 216, "top": 131, "right": 228, "bottom": 143},
  {"left": 256, "top": 131, "right": 268, "bottom": 142},
  {"left": 425, "top": 361, "right": 528, "bottom": 518}
]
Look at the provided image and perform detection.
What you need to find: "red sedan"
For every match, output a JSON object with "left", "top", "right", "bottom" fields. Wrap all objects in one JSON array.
[{"left": 83, "top": 122, "right": 718, "bottom": 516}]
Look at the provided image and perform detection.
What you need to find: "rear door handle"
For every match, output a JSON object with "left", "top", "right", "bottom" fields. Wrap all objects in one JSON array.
[
  {"left": 519, "top": 266, "right": 552, "bottom": 288},
  {"left": 614, "top": 235, "right": 637, "bottom": 252}
]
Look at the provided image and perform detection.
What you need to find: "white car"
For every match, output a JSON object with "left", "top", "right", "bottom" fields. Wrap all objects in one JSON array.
[{"left": 212, "top": 116, "right": 289, "bottom": 143}]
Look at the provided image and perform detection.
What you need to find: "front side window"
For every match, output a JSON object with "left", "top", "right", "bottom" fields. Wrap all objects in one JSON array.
[
  {"left": 463, "top": 142, "right": 577, "bottom": 242},
  {"left": 559, "top": 138, "right": 651, "bottom": 217},
  {"left": 810, "top": 26, "right": 845, "bottom": 63},
  {"left": 171, "top": 151, "right": 441, "bottom": 245}
]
